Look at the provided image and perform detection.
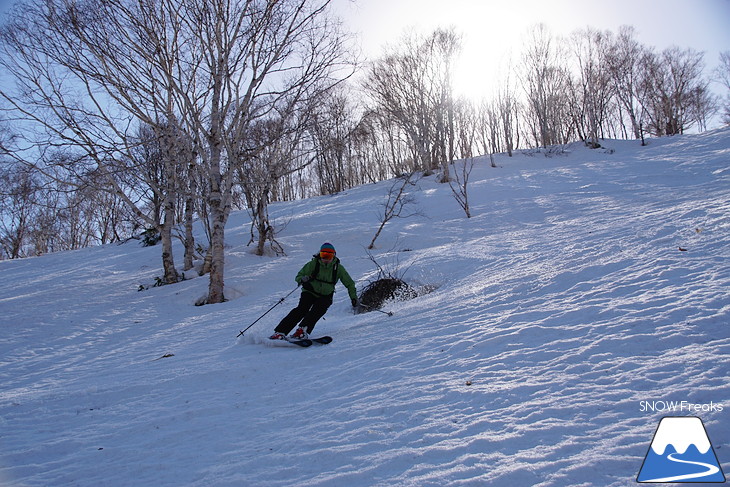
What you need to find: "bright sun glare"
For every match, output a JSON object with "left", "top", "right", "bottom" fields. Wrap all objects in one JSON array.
[
  {"left": 340, "top": 0, "right": 729, "bottom": 101},
  {"left": 348, "top": 0, "right": 561, "bottom": 101},
  {"left": 445, "top": 2, "right": 536, "bottom": 99}
]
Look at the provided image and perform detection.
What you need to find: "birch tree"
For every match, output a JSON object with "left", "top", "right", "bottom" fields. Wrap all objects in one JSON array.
[
  {"left": 518, "top": 24, "right": 572, "bottom": 147},
  {"left": 0, "top": 0, "right": 191, "bottom": 283},
  {"left": 179, "top": 0, "right": 352, "bottom": 303},
  {"left": 364, "top": 28, "right": 461, "bottom": 180},
  {"left": 640, "top": 47, "right": 715, "bottom": 135},
  {"left": 717, "top": 51, "right": 730, "bottom": 125},
  {"left": 0, "top": 0, "right": 352, "bottom": 303},
  {"left": 605, "top": 26, "right": 646, "bottom": 139},
  {"left": 570, "top": 27, "right": 613, "bottom": 148}
]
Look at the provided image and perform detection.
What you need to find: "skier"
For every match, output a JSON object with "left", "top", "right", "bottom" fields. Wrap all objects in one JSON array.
[{"left": 270, "top": 243, "right": 358, "bottom": 341}]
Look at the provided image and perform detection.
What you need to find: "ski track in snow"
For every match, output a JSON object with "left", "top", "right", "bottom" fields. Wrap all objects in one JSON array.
[{"left": 1, "top": 130, "right": 729, "bottom": 486}]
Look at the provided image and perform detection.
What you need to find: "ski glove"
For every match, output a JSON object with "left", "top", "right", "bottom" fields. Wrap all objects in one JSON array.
[
  {"left": 351, "top": 298, "right": 359, "bottom": 308},
  {"left": 299, "top": 275, "right": 311, "bottom": 284}
]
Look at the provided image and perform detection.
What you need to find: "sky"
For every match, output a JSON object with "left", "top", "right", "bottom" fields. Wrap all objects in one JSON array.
[
  {"left": 334, "top": 0, "right": 730, "bottom": 99},
  {"left": 0, "top": 0, "right": 728, "bottom": 100}
]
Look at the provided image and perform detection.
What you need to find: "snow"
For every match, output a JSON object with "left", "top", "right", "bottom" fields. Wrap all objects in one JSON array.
[{"left": 1, "top": 129, "right": 729, "bottom": 486}]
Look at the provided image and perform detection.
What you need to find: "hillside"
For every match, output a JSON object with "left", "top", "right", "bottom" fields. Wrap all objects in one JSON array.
[{"left": 1, "top": 129, "right": 728, "bottom": 486}]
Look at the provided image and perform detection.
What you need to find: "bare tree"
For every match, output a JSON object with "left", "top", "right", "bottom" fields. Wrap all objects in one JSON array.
[
  {"left": 0, "top": 164, "right": 40, "bottom": 259},
  {"left": 309, "top": 85, "right": 361, "bottom": 194},
  {"left": 715, "top": 51, "right": 730, "bottom": 126},
  {"left": 0, "top": 0, "right": 353, "bottom": 303},
  {"left": 430, "top": 28, "right": 461, "bottom": 178},
  {"left": 130, "top": 123, "right": 191, "bottom": 284},
  {"left": 640, "top": 46, "right": 716, "bottom": 135},
  {"left": 368, "top": 172, "right": 422, "bottom": 250},
  {"left": 173, "top": 0, "right": 353, "bottom": 304},
  {"left": 475, "top": 98, "right": 501, "bottom": 157},
  {"left": 496, "top": 70, "right": 520, "bottom": 157},
  {"left": 364, "top": 27, "right": 461, "bottom": 180},
  {"left": 570, "top": 27, "right": 613, "bottom": 148},
  {"left": 0, "top": 0, "right": 191, "bottom": 283},
  {"left": 448, "top": 158, "right": 475, "bottom": 218},
  {"left": 452, "top": 98, "right": 478, "bottom": 159},
  {"left": 237, "top": 114, "right": 312, "bottom": 256},
  {"left": 606, "top": 26, "right": 647, "bottom": 139},
  {"left": 518, "top": 24, "right": 573, "bottom": 148}
]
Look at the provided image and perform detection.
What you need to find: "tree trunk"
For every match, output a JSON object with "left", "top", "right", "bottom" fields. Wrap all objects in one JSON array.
[
  {"left": 183, "top": 192, "right": 195, "bottom": 271},
  {"left": 207, "top": 197, "right": 226, "bottom": 303},
  {"left": 160, "top": 197, "right": 178, "bottom": 284}
]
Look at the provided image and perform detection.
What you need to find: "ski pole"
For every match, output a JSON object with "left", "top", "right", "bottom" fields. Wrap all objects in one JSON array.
[
  {"left": 359, "top": 302, "right": 394, "bottom": 317},
  {"left": 237, "top": 284, "right": 300, "bottom": 338}
]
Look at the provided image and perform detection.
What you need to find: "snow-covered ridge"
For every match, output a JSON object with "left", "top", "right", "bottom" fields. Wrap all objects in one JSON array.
[{"left": 1, "top": 129, "right": 728, "bottom": 487}]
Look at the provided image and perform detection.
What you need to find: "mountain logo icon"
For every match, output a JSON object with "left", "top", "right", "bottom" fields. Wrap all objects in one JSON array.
[{"left": 637, "top": 416, "right": 726, "bottom": 483}]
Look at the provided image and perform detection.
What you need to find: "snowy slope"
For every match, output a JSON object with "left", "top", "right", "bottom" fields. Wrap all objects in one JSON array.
[{"left": 1, "top": 129, "right": 729, "bottom": 486}]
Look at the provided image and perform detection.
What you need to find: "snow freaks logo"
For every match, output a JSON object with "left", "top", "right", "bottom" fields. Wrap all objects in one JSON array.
[{"left": 637, "top": 416, "right": 726, "bottom": 483}]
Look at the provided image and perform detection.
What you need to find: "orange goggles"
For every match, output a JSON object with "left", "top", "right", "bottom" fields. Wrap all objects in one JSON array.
[{"left": 319, "top": 250, "right": 335, "bottom": 260}]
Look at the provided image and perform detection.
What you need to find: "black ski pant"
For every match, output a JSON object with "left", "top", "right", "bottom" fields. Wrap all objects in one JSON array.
[{"left": 274, "top": 291, "right": 333, "bottom": 335}]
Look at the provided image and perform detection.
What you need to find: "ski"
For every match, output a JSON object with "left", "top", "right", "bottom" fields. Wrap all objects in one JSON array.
[
  {"left": 267, "top": 336, "right": 312, "bottom": 347},
  {"left": 310, "top": 336, "right": 332, "bottom": 345},
  {"left": 284, "top": 337, "right": 313, "bottom": 347},
  {"left": 266, "top": 335, "right": 330, "bottom": 347}
]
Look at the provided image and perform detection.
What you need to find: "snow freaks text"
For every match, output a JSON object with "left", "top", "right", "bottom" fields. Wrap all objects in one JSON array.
[{"left": 639, "top": 401, "right": 724, "bottom": 413}]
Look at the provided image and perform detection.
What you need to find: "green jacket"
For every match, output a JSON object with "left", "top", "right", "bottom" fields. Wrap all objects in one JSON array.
[{"left": 296, "top": 256, "right": 357, "bottom": 301}]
